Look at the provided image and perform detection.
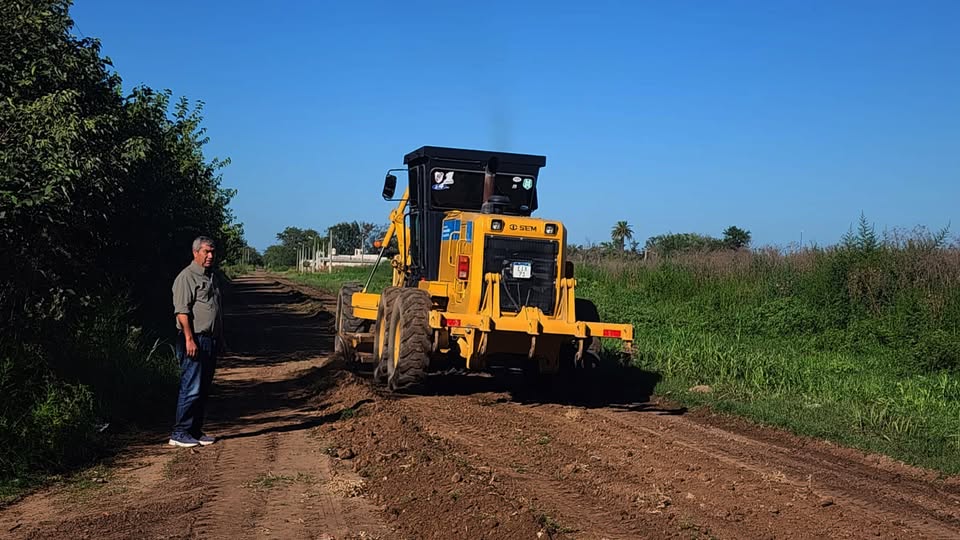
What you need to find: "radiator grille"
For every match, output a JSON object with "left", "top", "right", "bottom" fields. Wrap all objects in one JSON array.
[{"left": 482, "top": 236, "right": 559, "bottom": 316}]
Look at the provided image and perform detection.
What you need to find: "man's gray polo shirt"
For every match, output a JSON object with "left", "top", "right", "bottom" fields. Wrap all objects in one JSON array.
[{"left": 172, "top": 261, "right": 222, "bottom": 336}]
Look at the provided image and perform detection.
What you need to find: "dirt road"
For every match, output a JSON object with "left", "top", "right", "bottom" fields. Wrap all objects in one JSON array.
[{"left": 3, "top": 274, "right": 959, "bottom": 539}]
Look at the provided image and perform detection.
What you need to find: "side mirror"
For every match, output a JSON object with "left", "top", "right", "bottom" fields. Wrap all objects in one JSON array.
[{"left": 382, "top": 174, "right": 397, "bottom": 200}]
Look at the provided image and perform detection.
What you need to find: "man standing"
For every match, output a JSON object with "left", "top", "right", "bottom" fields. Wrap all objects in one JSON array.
[{"left": 169, "top": 236, "right": 223, "bottom": 448}]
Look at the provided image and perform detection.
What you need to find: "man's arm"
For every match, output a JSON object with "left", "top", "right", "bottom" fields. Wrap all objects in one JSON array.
[
  {"left": 173, "top": 274, "right": 197, "bottom": 358},
  {"left": 177, "top": 313, "right": 198, "bottom": 358}
]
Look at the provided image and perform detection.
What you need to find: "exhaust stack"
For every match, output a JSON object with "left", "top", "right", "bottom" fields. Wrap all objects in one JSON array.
[
  {"left": 482, "top": 156, "right": 498, "bottom": 205},
  {"left": 480, "top": 157, "right": 502, "bottom": 214}
]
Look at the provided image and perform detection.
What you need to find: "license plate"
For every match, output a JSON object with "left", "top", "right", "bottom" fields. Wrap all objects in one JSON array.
[{"left": 511, "top": 261, "right": 532, "bottom": 279}]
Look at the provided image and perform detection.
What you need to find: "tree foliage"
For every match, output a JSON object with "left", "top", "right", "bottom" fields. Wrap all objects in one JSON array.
[
  {"left": 645, "top": 232, "right": 723, "bottom": 257},
  {"left": 722, "top": 225, "right": 752, "bottom": 250},
  {"left": 262, "top": 227, "right": 324, "bottom": 268},
  {"left": 367, "top": 222, "right": 398, "bottom": 255},
  {"left": 0, "top": 0, "right": 243, "bottom": 480},
  {"left": 329, "top": 221, "right": 363, "bottom": 255},
  {"left": 841, "top": 213, "right": 879, "bottom": 253},
  {"left": 645, "top": 225, "right": 752, "bottom": 257}
]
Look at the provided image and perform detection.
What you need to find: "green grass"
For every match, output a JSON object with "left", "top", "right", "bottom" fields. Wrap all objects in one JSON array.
[
  {"left": 536, "top": 512, "right": 577, "bottom": 534},
  {"left": 576, "top": 245, "right": 960, "bottom": 475},
  {"left": 281, "top": 265, "right": 392, "bottom": 295},
  {"left": 243, "top": 472, "right": 295, "bottom": 491},
  {"left": 221, "top": 263, "right": 254, "bottom": 279}
]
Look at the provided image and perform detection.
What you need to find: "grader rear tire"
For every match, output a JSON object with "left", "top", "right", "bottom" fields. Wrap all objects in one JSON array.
[
  {"left": 559, "top": 298, "right": 602, "bottom": 372},
  {"left": 386, "top": 289, "right": 432, "bottom": 391},
  {"left": 372, "top": 287, "right": 403, "bottom": 384},
  {"left": 575, "top": 298, "right": 603, "bottom": 368},
  {"left": 334, "top": 282, "right": 364, "bottom": 358}
]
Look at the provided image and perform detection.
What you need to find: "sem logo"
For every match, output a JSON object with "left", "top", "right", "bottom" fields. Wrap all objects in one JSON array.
[{"left": 510, "top": 224, "right": 538, "bottom": 232}]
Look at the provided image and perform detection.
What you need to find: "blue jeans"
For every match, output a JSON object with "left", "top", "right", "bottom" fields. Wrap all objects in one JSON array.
[{"left": 172, "top": 333, "right": 217, "bottom": 438}]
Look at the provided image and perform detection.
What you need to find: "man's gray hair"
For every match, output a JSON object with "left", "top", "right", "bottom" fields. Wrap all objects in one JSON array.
[{"left": 192, "top": 236, "right": 216, "bottom": 252}]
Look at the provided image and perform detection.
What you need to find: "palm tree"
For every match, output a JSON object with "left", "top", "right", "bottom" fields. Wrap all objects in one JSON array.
[{"left": 610, "top": 221, "right": 633, "bottom": 251}]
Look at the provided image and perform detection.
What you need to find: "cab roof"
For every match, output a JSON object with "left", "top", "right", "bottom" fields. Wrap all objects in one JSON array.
[{"left": 403, "top": 146, "right": 546, "bottom": 169}]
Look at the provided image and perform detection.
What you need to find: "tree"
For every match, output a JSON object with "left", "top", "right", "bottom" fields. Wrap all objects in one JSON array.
[
  {"left": 0, "top": 2, "right": 241, "bottom": 330},
  {"left": 367, "top": 223, "right": 398, "bottom": 256},
  {"left": 359, "top": 221, "right": 377, "bottom": 253},
  {"left": 220, "top": 222, "right": 247, "bottom": 265},
  {"left": 610, "top": 221, "right": 634, "bottom": 251},
  {"left": 0, "top": 0, "right": 244, "bottom": 478},
  {"left": 328, "top": 221, "right": 363, "bottom": 255},
  {"left": 263, "top": 226, "right": 324, "bottom": 269},
  {"left": 722, "top": 226, "right": 752, "bottom": 250},
  {"left": 263, "top": 244, "right": 294, "bottom": 269},
  {"left": 234, "top": 244, "right": 263, "bottom": 267},
  {"left": 645, "top": 232, "right": 723, "bottom": 257},
  {"left": 276, "top": 226, "right": 323, "bottom": 250}
]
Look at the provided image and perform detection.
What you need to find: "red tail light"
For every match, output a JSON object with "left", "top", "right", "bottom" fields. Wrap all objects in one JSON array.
[
  {"left": 458, "top": 255, "right": 469, "bottom": 280},
  {"left": 603, "top": 329, "right": 622, "bottom": 338},
  {"left": 446, "top": 318, "right": 461, "bottom": 327}
]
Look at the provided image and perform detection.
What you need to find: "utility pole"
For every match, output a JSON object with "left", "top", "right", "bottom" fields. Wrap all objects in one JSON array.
[{"left": 328, "top": 229, "right": 333, "bottom": 274}]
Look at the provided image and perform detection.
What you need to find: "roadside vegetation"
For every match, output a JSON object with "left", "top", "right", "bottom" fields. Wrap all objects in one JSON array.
[
  {"left": 579, "top": 218, "right": 960, "bottom": 474},
  {"left": 1, "top": 1, "right": 246, "bottom": 498},
  {"left": 276, "top": 216, "right": 960, "bottom": 474},
  {"left": 284, "top": 265, "right": 392, "bottom": 295}
]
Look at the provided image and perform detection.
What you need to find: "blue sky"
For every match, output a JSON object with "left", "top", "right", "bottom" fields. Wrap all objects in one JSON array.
[{"left": 71, "top": 0, "right": 960, "bottom": 251}]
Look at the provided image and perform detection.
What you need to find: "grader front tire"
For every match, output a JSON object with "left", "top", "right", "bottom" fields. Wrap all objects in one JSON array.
[
  {"left": 372, "top": 287, "right": 403, "bottom": 384},
  {"left": 386, "top": 289, "right": 432, "bottom": 391}
]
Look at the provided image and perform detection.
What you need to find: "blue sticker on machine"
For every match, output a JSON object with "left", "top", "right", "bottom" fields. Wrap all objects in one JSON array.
[
  {"left": 465, "top": 221, "right": 473, "bottom": 242},
  {"left": 442, "top": 219, "right": 462, "bottom": 241}
]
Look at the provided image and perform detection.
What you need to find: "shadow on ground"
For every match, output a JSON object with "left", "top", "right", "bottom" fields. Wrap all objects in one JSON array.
[
  {"left": 374, "top": 366, "right": 681, "bottom": 413},
  {"left": 199, "top": 277, "right": 347, "bottom": 441},
  {"left": 346, "top": 350, "right": 680, "bottom": 414}
]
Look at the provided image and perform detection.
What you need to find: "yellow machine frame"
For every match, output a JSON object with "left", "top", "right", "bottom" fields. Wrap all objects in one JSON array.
[{"left": 344, "top": 186, "right": 634, "bottom": 372}]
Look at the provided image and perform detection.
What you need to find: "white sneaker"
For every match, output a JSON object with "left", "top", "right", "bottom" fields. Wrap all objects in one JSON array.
[
  {"left": 196, "top": 434, "right": 216, "bottom": 446},
  {"left": 168, "top": 435, "right": 200, "bottom": 448}
]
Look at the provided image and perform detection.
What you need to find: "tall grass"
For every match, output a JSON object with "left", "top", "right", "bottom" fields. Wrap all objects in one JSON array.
[{"left": 575, "top": 234, "right": 960, "bottom": 473}]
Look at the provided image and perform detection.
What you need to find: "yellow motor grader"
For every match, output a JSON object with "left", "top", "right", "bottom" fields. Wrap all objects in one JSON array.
[{"left": 335, "top": 146, "right": 633, "bottom": 390}]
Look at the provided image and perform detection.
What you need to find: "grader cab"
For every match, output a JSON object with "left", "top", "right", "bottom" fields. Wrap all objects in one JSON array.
[{"left": 335, "top": 146, "right": 634, "bottom": 390}]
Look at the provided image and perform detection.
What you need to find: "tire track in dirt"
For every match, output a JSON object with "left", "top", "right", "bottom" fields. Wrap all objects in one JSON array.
[
  {"left": 332, "top": 382, "right": 960, "bottom": 538},
  {"left": 589, "top": 407, "right": 960, "bottom": 535},
  {"left": 395, "top": 396, "right": 660, "bottom": 539},
  {"left": 330, "top": 380, "right": 960, "bottom": 539}
]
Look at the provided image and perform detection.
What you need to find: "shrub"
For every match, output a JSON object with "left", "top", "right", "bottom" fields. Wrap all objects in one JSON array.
[
  {"left": 913, "top": 330, "right": 960, "bottom": 373},
  {"left": 28, "top": 382, "right": 96, "bottom": 470}
]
